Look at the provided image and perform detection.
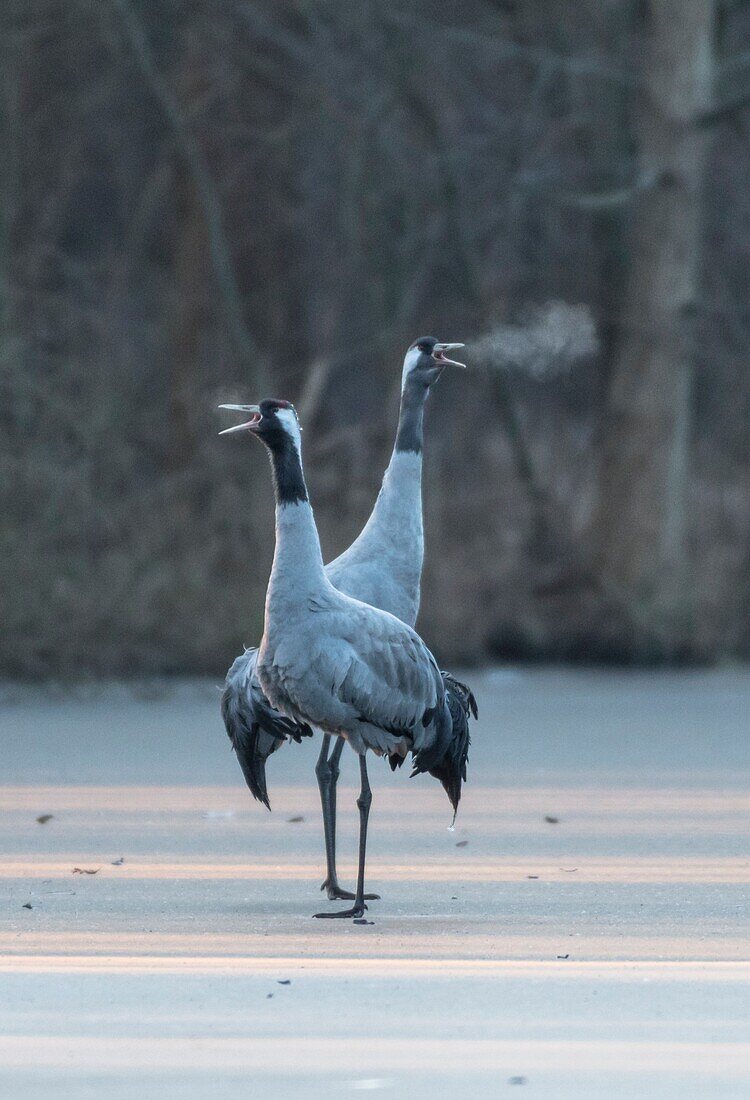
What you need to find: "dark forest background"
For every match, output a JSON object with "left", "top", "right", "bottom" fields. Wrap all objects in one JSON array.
[{"left": 2, "top": 0, "right": 749, "bottom": 677}]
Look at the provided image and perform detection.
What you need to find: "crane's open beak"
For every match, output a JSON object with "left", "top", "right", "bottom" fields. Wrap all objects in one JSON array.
[
  {"left": 218, "top": 403, "right": 262, "bottom": 434},
  {"left": 432, "top": 342, "right": 466, "bottom": 368}
]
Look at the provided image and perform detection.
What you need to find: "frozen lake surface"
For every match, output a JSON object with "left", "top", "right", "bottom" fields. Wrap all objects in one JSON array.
[{"left": 1, "top": 668, "right": 749, "bottom": 1097}]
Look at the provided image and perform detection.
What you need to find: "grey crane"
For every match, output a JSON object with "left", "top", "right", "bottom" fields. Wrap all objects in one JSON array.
[
  {"left": 221, "top": 398, "right": 471, "bottom": 919},
  {"left": 220, "top": 339, "right": 476, "bottom": 903}
]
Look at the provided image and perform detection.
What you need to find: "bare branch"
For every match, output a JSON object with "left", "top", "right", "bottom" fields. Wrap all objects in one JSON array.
[
  {"left": 698, "top": 87, "right": 750, "bottom": 125},
  {"left": 295, "top": 357, "right": 336, "bottom": 425},
  {"left": 110, "top": 0, "right": 268, "bottom": 387},
  {"left": 556, "top": 171, "right": 662, "bottom": 210},
  {"left": 388, "top": 9, "right": 639, "bottom": 88}
]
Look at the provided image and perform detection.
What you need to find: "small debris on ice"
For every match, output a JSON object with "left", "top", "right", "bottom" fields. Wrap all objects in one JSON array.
[
  {"left": 36, "top": 814, "right": 53, "bottom": 824},
  {"left": 544, "top": 815, "right": 559, "bottom": 824},
  {"left": 286, "top": 816, "right": 305, "bottom": 823}
]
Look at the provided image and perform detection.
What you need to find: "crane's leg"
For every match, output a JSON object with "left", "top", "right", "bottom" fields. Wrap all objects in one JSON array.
[
  {"left": 314, "top": 753, "right": 374, "bottom": 919},
  {"left": 316, "top": 735, "right": 339, "bottom": 896},
  {"left": 317, "top": 737, "right": 379, "bottom": 902}
]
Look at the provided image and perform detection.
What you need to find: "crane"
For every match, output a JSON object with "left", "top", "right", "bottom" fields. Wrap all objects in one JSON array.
[
  {"left": 221, "top": 398, "right": 471, "bottom": 919},
  {"left": 220, "top": 338, "right": 476, "bottom": 903}
]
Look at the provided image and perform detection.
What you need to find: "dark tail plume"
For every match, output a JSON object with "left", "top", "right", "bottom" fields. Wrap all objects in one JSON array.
[
  {"left": 221, "top": 650, "right": 312, "bottom": 810},
  {"left": 425, "top": 672, "right": 477, "bottom": 819}
]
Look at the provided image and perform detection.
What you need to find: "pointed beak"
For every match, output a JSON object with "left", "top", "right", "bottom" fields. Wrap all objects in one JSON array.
[
  {"left": 433, "top": 342, "right": 466, "bottom": 369},
  {"left": 218, "top": 403, "right": 262, "bottom": 435}
]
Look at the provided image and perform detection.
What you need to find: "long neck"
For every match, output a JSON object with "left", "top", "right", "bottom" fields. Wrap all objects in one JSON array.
[
  {"left": 268, "top": 431, "right": 308, "bottom": 507},
  {"left": 358, "top": 376, "right": 427, "bottom": 555},
  {"left": 394, "top": 376, "right": 429, "bottom": 455},
  {"left": 322, "top": 375, "right": 427, "bottom": 625},
  {"left": 379, "top": 376, "right": 428, "bottom": 510},
  {"left": 266, "top": 436, "right": 326, "bottom": 607}
]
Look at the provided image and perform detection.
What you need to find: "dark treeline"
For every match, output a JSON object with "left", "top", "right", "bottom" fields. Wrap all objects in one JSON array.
[{"left": 2, "top": 0, "right": 749, "bottom": 676}]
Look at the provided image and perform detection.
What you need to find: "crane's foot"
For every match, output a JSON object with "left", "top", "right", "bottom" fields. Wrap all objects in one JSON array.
[
  {"left": 313, "top": 903, "right": 367, "bottom": 919},
  {"left": 320, "top": 879, "right": 380, "bottom": 902}
]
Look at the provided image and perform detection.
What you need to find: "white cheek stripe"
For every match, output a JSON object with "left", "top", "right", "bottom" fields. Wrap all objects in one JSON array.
[
  {"left": 276, "top": 407, "right": 303, "bottom": 452},
  {"left": 402, "top": 346, "right": 421, "bottom": 388}
]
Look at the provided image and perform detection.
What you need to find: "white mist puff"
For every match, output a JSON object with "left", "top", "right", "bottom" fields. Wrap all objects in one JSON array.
[{"left": 470, "top": 302, "right": 598, "bottom": 379}]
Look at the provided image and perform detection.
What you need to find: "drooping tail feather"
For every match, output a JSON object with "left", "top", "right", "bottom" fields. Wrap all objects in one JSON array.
[
  {"left": 442, "top": 672, "right": 478, "bottom": 723},
  {"left": 412, "top": 671, "right": 477, "bottom": 818},
  {"left": 221, "top": 649, "right": 312, "bottom": 810}
]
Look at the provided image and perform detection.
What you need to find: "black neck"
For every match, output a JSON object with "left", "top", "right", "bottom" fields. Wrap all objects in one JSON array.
[
  {"left": 264, "top": 432, "right": 308, "bottom": 505},
  {"left": 395, "top": 378, "right": 429, "bottom": 454}
]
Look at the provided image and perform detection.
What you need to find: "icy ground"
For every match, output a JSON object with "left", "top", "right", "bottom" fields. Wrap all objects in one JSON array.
[{"left": 1, "top": 668, "right": 749, "bottom": 1098}]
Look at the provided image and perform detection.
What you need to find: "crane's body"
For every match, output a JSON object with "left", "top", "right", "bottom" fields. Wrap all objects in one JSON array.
[
  {"left": 259, "top": 505, "right": 449, "bottom": 765},
  {"left": 220, "top": 339, "right": 476, "bottom": 906},
  {"left": 225, "top": 398, "right": 467, "bottom": 918},
  {"left": 222, "top": 371, "right": 426, "bottom": 758}
]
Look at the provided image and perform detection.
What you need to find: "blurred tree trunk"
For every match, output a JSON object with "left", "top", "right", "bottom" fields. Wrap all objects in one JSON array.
[
  {"left": 166, "top": 35, "right": 213, "bottom": 474},
  {"left": 167, "top": 157, "right": 211, "bottom": 472},
  {"left": 593, "top": 0, "right": 716, "bottom": 653},
  {"left": 0, "top": 1, "right": 22, "bottom": 336}
]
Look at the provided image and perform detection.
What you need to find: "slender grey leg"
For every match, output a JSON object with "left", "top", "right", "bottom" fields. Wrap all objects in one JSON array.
[
  {"left": 328, "top": 736, "right": 344, "bottom": 856},
  {"left": 315, "top": 735, "right": 338, "bottom": 897},
  {"left": 314, "top": 753, "right": 374, "bottom": 919},
  {"left": 316, "top": 737, "right": 379, "bottom": 902}
]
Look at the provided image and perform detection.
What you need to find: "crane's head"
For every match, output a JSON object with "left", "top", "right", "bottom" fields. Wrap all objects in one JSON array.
[
  {"left": 402, "top": 336, "right": 466, "bottom": 390},
  {"left": 218, "top": 398, "right": 302, "bottom": 452}
]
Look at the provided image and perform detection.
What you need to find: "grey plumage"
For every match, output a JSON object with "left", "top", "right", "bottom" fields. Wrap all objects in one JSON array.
[
  {"left": 219, "top": 451, "right": 422, "bottom": 806},
  {"left": 221, "top": 649, "right": 312, "bottom": 809},
  {"left": 237, "top": 397, "right": 473, "bottom": 916},
  {"left": 325, "top": 449, "right": 423, "bottom": 625},
  {"left": 221, "top": 341, "right": 475, "bottom": 815},
  {"left": 254, "top": 446, "right": 449, "bottom": 763},
  {"left": 259, "top": 581, "right": 453, "bottom": 770},
  {"left": 220, "top": 393, "right": 476, "bottom": 917}
]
